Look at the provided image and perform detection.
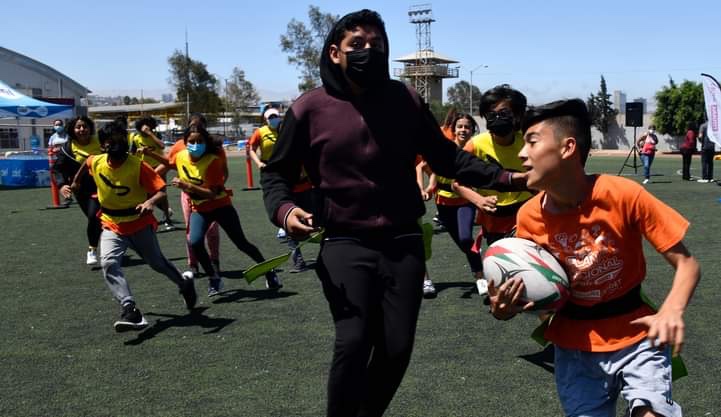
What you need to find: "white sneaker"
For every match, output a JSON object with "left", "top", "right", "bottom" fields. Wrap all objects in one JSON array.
[
  {"left": 182, "top": 270, "right": 195, "bottom": 280},
  {"left": 276, "top": 228, "right": 287, "bottom": 239},
  {"left": 476, "top": 279, "right": 489, "bottom": 296},
  {"left": 422, "top": 279, "right": 437, "bottom": 298},
  {"left": 642, "top": 179, "right": 649, "bottom": 184},
  {"left": 86, "top": 249, "right": 98, "bottom": 265},
  {"left": 697, "top": 179, "right": 710, "bottom": 183}
]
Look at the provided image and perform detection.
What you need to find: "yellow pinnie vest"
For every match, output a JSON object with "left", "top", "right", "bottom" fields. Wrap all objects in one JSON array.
[
  {"left": 469, "top": 131, "right": 533, "bottom": 206},
  {"left": 175, "top": 149, "right": 228, "bottom": 207},
  {"left": 71, "top": 135, "right": 103, "bottom": 164},
  {"left": 92, "top": 154, "right": 148, "bottom": 224},
  {"left": 257, "top": 125, "right": 278, "bottom": 162},
  {"left": 129, "top": 132, "right": 163, "bottom": 168}
]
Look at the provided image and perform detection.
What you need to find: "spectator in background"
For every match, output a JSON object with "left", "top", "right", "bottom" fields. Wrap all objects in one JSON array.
[
  {"left": 698, "top": 120, "right": 715, "bottom": 183},
  {"left": 48, "top": 119, "right": 68, "bottom": 150},
  {"left": 638, "top": 124, "right": 658, "bottom": 185},
  {"left": 679, "top": 122, "right": 697, "bottom": 181}
]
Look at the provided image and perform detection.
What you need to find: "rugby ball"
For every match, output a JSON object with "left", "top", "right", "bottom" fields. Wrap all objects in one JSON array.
[{"left": 482, "top": 237, "right": 569, "bottom": 314}]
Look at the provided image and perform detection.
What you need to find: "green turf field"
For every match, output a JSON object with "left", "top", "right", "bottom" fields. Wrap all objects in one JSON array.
[{"left": 2, "top": 155, "right": 720, "bottom": 416}]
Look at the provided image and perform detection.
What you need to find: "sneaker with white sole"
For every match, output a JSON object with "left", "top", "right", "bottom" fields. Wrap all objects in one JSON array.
[
  {"left": 180, "top": 277, "right": 197, "bottom": 309},
  {"left": 265, "top": 271, "right": 283, "bottom": 290},
  {"left": 642, "top": 178, "right": 649, "bottom": 184},
  {"left": 422, "top": 279, "right": 437, "bottom": 298},
  {"left": 86, "top": 248, "right": 98, "bottom": 265},
  {"left": 208, "top": 276, "right": 223, "bottom": 297},
  {"left": 476, "top": 278, "right": 489, "bottom": 296},
  {"left": 113, "top": 302, "right": 148, "bottom": 332}
]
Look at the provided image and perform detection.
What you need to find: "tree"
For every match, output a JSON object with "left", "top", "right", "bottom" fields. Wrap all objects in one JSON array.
[
  {"left": 225, "top": 67, "right": 260, "bottom": 136},
  {"left": 123, "top": 96, "right": 131, "bottom": 105},
  {"left": 280, "top": 5, "right": 338, "bottom": 92},
  {"left": 586, "top": 75, "right": 618, "bottom": 134},
  {"left": 653, "top": 77, "right": 705, "bottom": 136},
  {"left": 447, "top": 81, "right": 481, "bottom": 114},
  {"left": 167, "top": 50, "right": 223, "bottom": 122}
]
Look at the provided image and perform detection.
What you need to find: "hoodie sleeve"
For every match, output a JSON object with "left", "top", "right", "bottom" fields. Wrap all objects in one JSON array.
[
  {"left": 415, "top": 102, "right": 516, "bottom": 191},
  {"left": 261, "top": 107, "right": 309, "bottom": 227}
]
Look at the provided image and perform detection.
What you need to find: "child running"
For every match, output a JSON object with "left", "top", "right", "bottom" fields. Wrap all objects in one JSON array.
[
  {"left": 172, "top": 125, "right": 282, "bottom": 296},
  {"left": 456, "top": 85, "right": 534, "bottom": 296},
  {"left": 56, "top": 116, "right": 103, "bottom": 265},
  {"left": 72, "top": 121, "right": 197, "bottom": 331},
  {"left": 489, "top": 99, "right": 700, "bottom": 417}
]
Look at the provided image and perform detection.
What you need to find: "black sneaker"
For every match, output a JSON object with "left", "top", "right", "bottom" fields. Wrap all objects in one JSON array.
[
  {"left": 180, "top": 277, "right": 197, "bottom": 309},
  {"left": 208, "top": 277, "right": 223, "bottom": 297},
  {"left": 113, "top": 302, "right": 148, "bottom": 332},
  {"left": 265, "top": 271, "right": 283, "bottom": 290}
]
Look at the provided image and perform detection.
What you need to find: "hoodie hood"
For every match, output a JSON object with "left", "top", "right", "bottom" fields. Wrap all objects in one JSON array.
[{"left": 319, "top": 9, "right": 391, "bottom": 98}]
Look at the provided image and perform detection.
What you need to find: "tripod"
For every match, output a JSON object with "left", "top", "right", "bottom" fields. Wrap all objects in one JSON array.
[{"left": 618, "top": 126, "right": 642, "bottom": 175}]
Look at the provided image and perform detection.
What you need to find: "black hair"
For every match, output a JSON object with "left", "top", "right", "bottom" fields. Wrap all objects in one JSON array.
[
  {"left": 98, "top": 120, "right": 127, "bottom": 144},
  {"left": 479, "top": 84, "right": 527, "bottom": 118},
  {"left": 189, "top": 113, "right": 207, "bottom": 128},
  {"left": 134, "top": 116, "right": 157, "bottom": 132},
  {"left": 182, "top": 125, "right": 220, "bottom": 155},
  {"left": 113, "top": 116, "right": 128, "bottom": 130},
  {"left": 452, "top": 113, "right": 478, "bottom": 135},
  {"left": 53, "top": 119, "right": 64, "bottom": 125},
  {"left": 522, "top": 99, "right": 592, "bottom": 166},
  {"left": 329, "top": 9, "right": 386, "bottom": 47},
  {"left": 66, "top": 116, "right": 96, "bottom": 141}
]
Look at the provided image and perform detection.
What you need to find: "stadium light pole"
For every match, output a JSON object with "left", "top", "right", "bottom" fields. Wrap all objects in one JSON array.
[{"left": 469, "top": 64, "right": 487, "bottom": 115}]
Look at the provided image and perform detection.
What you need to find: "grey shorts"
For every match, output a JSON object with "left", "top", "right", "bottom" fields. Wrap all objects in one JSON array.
[{"left": 554, "top": 339, "right": 682, "bottom": 417}]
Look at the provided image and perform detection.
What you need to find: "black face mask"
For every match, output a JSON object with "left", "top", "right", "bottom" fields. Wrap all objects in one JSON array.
[
  {"left": 343, "top": 48, "right": 387, "bottom": 89},
  {"left": 486, "top": 116, "right": 515, "bottom": 137},
  {"left": 106, "top": 141, "right": 129, "bottom": 161}
]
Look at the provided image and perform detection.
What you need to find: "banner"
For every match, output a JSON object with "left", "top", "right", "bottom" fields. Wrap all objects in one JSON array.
[{"left": 701, "top": 73, "right": 721, "bottom": 146}]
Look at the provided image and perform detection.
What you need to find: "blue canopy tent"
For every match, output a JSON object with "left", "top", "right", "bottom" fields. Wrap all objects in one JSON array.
[
  {"left": 0, "top": 80, "right": 74, "bottom": 188},
  {"left": 0, "top": 79, "right": 73, "bottom": 119}
]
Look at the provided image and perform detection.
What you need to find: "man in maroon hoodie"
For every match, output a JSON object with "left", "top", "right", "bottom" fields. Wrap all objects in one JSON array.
[{"left": 262, "top": 9, "right": 526, "bottom": 417}]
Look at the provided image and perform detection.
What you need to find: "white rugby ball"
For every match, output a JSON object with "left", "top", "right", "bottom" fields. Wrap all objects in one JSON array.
[{"left": 482, "top": 237, "right": 569, "bottom": 314}]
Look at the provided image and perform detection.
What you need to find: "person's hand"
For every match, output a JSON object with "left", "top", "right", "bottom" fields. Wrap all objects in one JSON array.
[
  {"left": 488, "top": 277, "right": 534, "bottom": 320},
  {"left": 139, "top": 146, "right": 153, "bottom": 155},
  {"left": 136, "top": 200, "right": 155, "bottom": 215},
  {"left": 477, "top": 195, "right": 498, "bottom": 213},
  {"left": 420, "top": 187, "right": 432, "bottom": 201},
  {"left": 60, "top": 184, "right": 73, "bottom": 198},
  {"left": 630, "top": 307, "right": 686, "bottom": 356},
  {"left": 285, "top": 207, "right": 316, "bottom": 240},
  {"left": 258, "top": 162, "right": 267, "bottom": 170},
  {"left": 141, "top": 125, "right": 152, "bottom": 135}
]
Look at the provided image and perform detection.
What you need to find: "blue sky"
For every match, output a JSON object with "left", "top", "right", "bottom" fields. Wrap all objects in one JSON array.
[{"left": 2, "top": 0, "right": 720, "bottom": 106}]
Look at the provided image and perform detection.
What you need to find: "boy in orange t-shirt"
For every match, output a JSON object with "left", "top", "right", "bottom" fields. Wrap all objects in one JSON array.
[{"left": 489, "top": 99, "right": 700, "bottom": 417}]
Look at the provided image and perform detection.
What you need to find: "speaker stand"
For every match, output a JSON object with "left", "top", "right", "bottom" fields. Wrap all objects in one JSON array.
[{"left": 618, "top": 126, "right": 642, "bottom": 175}]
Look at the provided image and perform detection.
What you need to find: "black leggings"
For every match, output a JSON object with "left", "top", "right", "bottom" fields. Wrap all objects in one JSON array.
[
  {"left": 189, "top": 204, "right": 266, "bottom": 277},
  {"left": 75, "top": 192, "right": 102, "bottom": 248},
  {"left": 316, "top": 234, "right": 425, "bottom": 417}
]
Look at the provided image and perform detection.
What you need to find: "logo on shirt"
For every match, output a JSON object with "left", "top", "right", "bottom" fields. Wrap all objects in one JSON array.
[{"left": 549, "top": 225, "right": 624, "bottom": 301}]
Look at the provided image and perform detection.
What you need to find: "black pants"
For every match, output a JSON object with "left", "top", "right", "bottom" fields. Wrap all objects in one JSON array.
[
  {"left": 701, "top": 149, "right": 715, "bottom": 180},
  {"left": 189, "top": 204, "right": 265, "bottom": 277},
  {"left": 75, "top": 192, "right": 102, "bottom": 248},
  {"left": 436, "top": 203, "right": 482, "bottom": 273},
  {"left": 316, "top": 233, "right": 425, "bottom": 417},
  {"left": 680, "top": 150, "right": 693, "bottom": 180}
]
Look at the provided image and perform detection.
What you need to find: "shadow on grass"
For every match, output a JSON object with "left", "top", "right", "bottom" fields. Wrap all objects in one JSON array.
[
  {"left": 433, "top": 281, "right": 477, "bottom": 298},
  {"left": 211, "top": 287, "right": 298, "bottom": 304},
  {"left": 518, "top": 344, "right": 555, "bottom": 374},
  {"left": 124, "top": 307, "right": 235, "bottom": 345}
]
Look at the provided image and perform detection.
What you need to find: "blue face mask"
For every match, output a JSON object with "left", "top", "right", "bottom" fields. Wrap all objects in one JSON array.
[
  {"left": 54, "top": 126, "right": 64, "bottom": 133},
  {"left": 268, "top": 117, "right": 282, "bottom": 130},
  {"left": 187, "top": 142, "right": 206, "bottom": 158}
]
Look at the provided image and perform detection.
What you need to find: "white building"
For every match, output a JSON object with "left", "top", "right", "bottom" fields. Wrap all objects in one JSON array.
[
  {"left": 613, "top": 90, "right": 626, "bottom": 113},
  {"left": 0, "top": 46, "right": 90, "bottom": 150}
]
